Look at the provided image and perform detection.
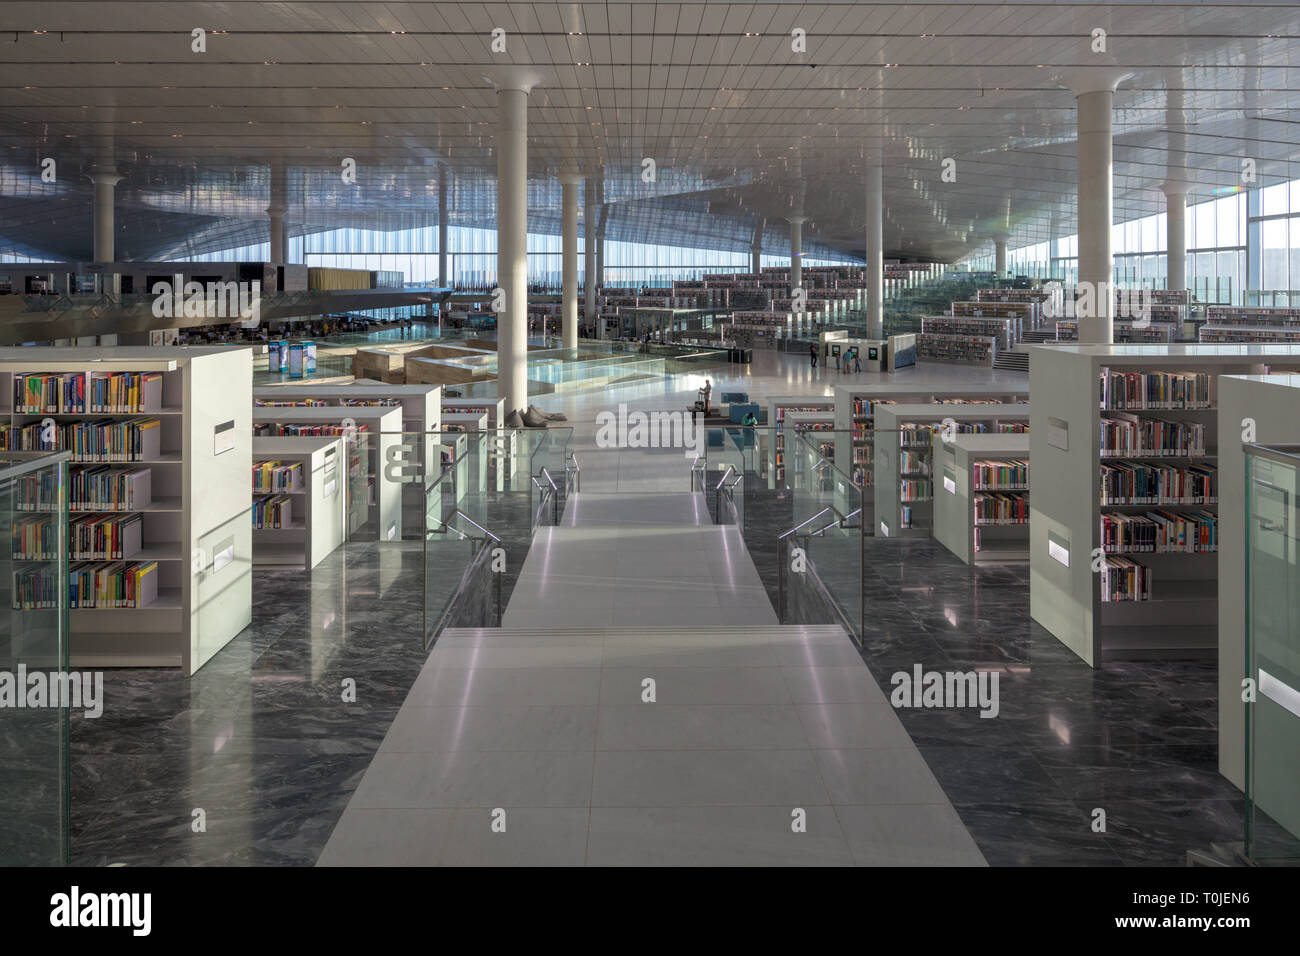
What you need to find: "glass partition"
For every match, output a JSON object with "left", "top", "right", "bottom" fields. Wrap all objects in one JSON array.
[
  {"left": 0, "top": 451, "right": 71, "bottom": 866},
  {"left": 1245, "top": 443, "right": 1300, "bottom": 864},
  {"left": 779, "top": 429, "right": 864, "bottom": 645}
]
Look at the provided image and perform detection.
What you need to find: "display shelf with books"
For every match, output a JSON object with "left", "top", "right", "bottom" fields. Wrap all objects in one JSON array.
[
  {"left": 951, "top": 300, "right": 1029, "bottom": 339},
  {"left": 1056, "top": 320, "right": 1175, "bottom": 343},
  {"left": 1204, "top": 306, "right": 1300, "bottom": 328},
  {"left": 873, "top": 403, "right": 1030, "bottom": 538},
  {"left": 831, "top": 382, "right": 1029, "bottom": 499},
  {"left": 933, "top": 433, "right": 1030, "bottom": 564},
  {"left": 1028, "top": 344, "right": 1300, "bottom": 666},
  {"left": 921, "top": 315, "right": 1016, "bottom": 351},
  {"left": 255, "top": 383, "right": 440, "bottom": 532},
  {"left": 0, "top": 347, "right": 253, "bottom": 673},
  {"left": 974, "top": 288, "right": 1059, "bottom": 327},
  {"left": 442, "top": 396, "right": 512, "bottom": 491},
  {"left": 915, "top": 332, "right": 997, "bottom": 367},
  {"left": 251, "top": 404, "right": 401, "bottom": 542},
  {"left": 765, "top": 395, "right": 834, "bottom": 488},
  {"left": 251, "top": 437, "right": 346, "bottom": 570},
  {"left": 1199, "top": 324, "right": 1300, "bottom": 345}
]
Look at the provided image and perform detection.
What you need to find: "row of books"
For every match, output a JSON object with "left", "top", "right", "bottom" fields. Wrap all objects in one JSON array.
[
  {"left": 12, "top": 568, "right": 59, "bottom": 609},
  {"left": 70, "top": 466, "right": 152, "bottom": 511},
  {"left": 974, "top": 492, "right": 1029, "bottom": 525},
  {"left": 254, "top": 422, "right": 367, "bottom": 441},
  {"left": 253, "top": 494, "right": 294, "bottom": 529},
  {"left": 1100, "top": 510, "right": 1218, "bottom": 554},
  {"left": 12, "top": 516, "right": 59, "bottom": 560},
  {"left": 0, "top": 418, "right": 163, "bottom": 462},
  {"left": 14, "top": 470, "right": 60, "bottom": 512},
  {"left": 1100, "top": 556, "right": 1152, "bottom": 603},
  {"left": 1204, "top": 306, "right": 1300, "bottom": 327},
  {"left": 1100, "top": 415, "right": 1207, "bottom": 458},
  {"left": 1099, "top": 463, "right": 1217, "bottom": 505},
  {"left": 69, "top": 560, "right": 160, "bottom": 609},
  {"left": 899, "top": 478, "right": 932, "bottom": 502},
  {"left": 1099, "top": 369, "right": 1212, "bottom": 410},
  {"left": 71, "top": 513, "right": 144, "bottom": 561},
  {"left": 254, "top": 399, "right": 327, "bottom": 407},
  {"left": 900, "top": 451, "right": 930, "bottom": 476},
  {"left": 13, "top": 371, "right": 164, "bottom": 414},
  {"left": 972, "top": 459, "right": 1029, "bottom": 489},
  {"left": 253, "top": 460, "right": 303, "bottom": 493}
]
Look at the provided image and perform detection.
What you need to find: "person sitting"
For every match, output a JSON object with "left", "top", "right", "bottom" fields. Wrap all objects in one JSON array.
[{"left": 741, "top": 410, "right": 758, "bottom": 427}]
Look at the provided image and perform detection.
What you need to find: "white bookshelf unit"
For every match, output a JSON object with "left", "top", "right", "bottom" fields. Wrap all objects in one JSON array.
[
  {"left": 1215, "top": 373, "right": 1300, "bottom": 790},
  {"left": 251, "top": 405, "right": 403, "bottom": 542},
  {"left": 832, "top": 382, "right": 1029, "bottom": 493},
  {"left": 873, "top": 403, "right": 1030, "bottom": 538},
  {"left": 1028, "top": 344, "right": 1300, "bottom": 667},
  {"left": 0, "top": 346, "right": 253, "bottom": 674},
  {"left": 933, "top": 434, "right": 1031, "bottom": 564},
  {"left": 766, "top": 395, "right": 835, "bottom": 487},
  {"left": 254, "top": 383, "right": 441, "bottom": 534},
  {"left": 251, "top": 437, "right": 346, "bottom": 570}
]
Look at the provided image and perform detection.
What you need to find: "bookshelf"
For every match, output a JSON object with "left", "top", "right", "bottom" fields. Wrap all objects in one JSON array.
[
  {"left": 0, "top": 347, "right": 252, "bottom": 674},
  {"left": 916, "top": 333, "right": 997, "bottom": 366},
  {"left": 1215, "top": 373, "right": 1300, "bottom": 790},
  {"left": 951, "top": 301, "right": 1029, "bottom": 339},
  {"left": 873, "top": 404, "right": 1030, "bottom": 538},
  {"left": 442, "top": 396, "right": 511, "bottom": 491},
  {"left": 766, "top": 395, "right": 834, "bottom": 488},
  {"left": 250, "top": 405, "right": 403, "bottom": 543},
  {"left": 1200, "top": 325, "right": 1300, "bottom": 345},
  {"left": 254, "top": 383, "right": 441, "bottom": 533},
  {"left": 932, "top": 434, "right": 1030, "bottom": 564},
  {"left": 1028, "top": 344, "right": 1300, "bottom": 666},
  {"left": 251, "top": 437, "right": 346, "bottom": 570},
  {"left": 1057, "top": 321, "right": 1175, "bottom": 343},
  {"left": 921, "top": 315, "right": 1016, "bottom": 351},
  {"left": 832, "top": 382, "right": 1029, "bottom": 496}
]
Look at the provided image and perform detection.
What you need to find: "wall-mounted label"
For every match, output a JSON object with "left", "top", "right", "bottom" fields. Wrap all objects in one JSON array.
[
  {"left": 214, "top": 420, "right": 236, "bottom": 456},
  {"left": 212, "top": 540, "right": 235, "bottom": 573},
  {"left": 1048, "top": 530, "right": 1070, "bottom": 567},
  {"left": 1047, "top": 416, "right": 1068, "bottom": 452},
  {"left": 323, "top": 479, "right": 337, "bottom": 498}
]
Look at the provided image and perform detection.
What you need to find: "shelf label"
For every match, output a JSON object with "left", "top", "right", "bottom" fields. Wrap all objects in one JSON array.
[
  {"left": 943, "top": 472, "right": 956, "bottom": 495},
  {"left": 1048, "top": 531, "right": 1070, "bottom": 568},
  {"left": 213, "top": 420, "right": 236, "bottom": 456},
  {"left": 1047, "top": 416, "right": 1068, "bottom": 452},
  {"left": 323, "top": 479, "right": 337, "bottom": 498},
  {"left": 879, "top": 520, "right": 889, "bottom": 537},
  {"left": 212, "top": 538, "right": 235, "bottom": 574},
  {"left": 387, "top": 523, "right": 397, "bottom": 541}
]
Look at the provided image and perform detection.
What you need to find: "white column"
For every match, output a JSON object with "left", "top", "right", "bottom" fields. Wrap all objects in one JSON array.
[
  {"left": 751, "top": 241, "right": 762, "bottom": 276},
  {"left": 267, "top": 161, "right": 287, "bottom": 263},
  {"left": 788, "top": 216, "right": 804, "bottom": 291},
  {"left": 495, "top": 84, "right": 530, "bottom": 412},
  {"left": 89, "top": 169, "right": 122, "bottom": 263},
  {"left": 1163, "top": 184, "right": 1187, "bottom": 292},
  {"left": 1074, "top": 82, "right": 1120, "bottom": 343},
  {"left": 438, "top": 166, "right": 449, "bottom": 287},
  {"left": 864, "top": 162, "right": 883, "bottom": 338},
  {"left": 584, "top": 177, "right": 598, "bottom": 338},
  {"left": 994, "top": 237, "right": 1008, "bottom": 276},
  {"left": 559, "top": 169, "right": 579, "bottom": 350}
]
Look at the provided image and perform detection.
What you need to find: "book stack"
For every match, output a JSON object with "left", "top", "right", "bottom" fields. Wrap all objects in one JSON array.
[
  {"left": 69, "top": 560, "right": 159, "bottom": 609},
  {"left": 1099, "top": 463, "right": 1216, "bottom": 504},
  {"left": 70, "top": 514, "right": 144, "bottom": 560},
  {"left": 253, "top": 494, "right": 294, "bottom": 529},
  {"left": 254, "top": 399, "right": 327, "bottom": 408},
  {"left": 12, "top": 567, "right": 59, "bottom": 610},
  {"left": 15, "top": 418, "right": 163, "bottom": 461},
  {"left": 69, "top": 467, "right": 152, "bottom": 511},
  {"left": 974, "top": 493, "right": 1029, "bottom": 525},
  {"left": 1100, "top": 511, "right": 1218, "bottom": 554},
  {"left": 972, "top": 459, "right": 1029, "bottom": 490},
  {"left": 253, "top": 460, "right": 303, "bottom": 494},
  {"left": 15, "top": 469, "right": 61, "bottom": 512},
  {"left": 12, "top": 515, "right": 59, "bottom": 560},
  {"left": 1100, "top": 415, "right": 1207, "bottom": 458},
  {"left": 1100, "top": 556, "right": 1152, "bottom": 603},
  {"left": 1099, "top": 369, "right": 1212, "bottom": 410}
]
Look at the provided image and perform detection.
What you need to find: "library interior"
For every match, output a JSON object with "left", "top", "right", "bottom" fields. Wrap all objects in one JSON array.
[{"left": 2, "top": 0, "right": 1300, "bottom": 871}]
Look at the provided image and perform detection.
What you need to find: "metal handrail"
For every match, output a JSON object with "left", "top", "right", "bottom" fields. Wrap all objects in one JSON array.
[
  {"left": 567, "top": 452, "right": 581, "bottom": 494},
  {"left": 432, "top": 508, "right": 502, "bottom": 543},
  {"left": 423, "top": 508, "right": 503, "bottom": 649},
  {"left": 714, "top": 464, "right": 735, "bottom": 491}
]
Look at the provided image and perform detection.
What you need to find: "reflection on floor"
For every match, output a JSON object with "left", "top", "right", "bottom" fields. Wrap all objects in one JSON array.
[{"left": 320, "top": 490, "right": 986, "bottom": 866}]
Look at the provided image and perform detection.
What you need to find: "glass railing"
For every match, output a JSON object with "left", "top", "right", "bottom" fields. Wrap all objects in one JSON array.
[
  {"left": 777, "top": 429, "right": 864, "bottom": 644},
  {"left": 0, "top": 451, "right": 71, "bottom": 865},
  {"left": 1245, "top": 442, "right": 1300, "bottom": 864}
]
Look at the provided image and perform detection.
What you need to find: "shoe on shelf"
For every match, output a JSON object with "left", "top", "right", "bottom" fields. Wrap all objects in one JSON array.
[{"left": 503, "top": 408, "right": 525, "bottom": 429}]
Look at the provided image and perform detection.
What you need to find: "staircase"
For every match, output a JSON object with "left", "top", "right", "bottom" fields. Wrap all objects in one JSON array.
[{"left": 993, "top": 348, "right": 1030, "bottom": 373}]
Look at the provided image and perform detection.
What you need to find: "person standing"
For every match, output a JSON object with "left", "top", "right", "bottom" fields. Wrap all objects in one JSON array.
[
  {"left": 854, "top": 347, "right": 863, "bottom": 374},
  {"left": 700, "top": 379, "right": 713, "bottom": 417},
  {"left": 834, "top": 348, "right": 841, "bottom": 372},
  {"left": 810, "top": 343, "right": 818, "bottom": 368}
]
